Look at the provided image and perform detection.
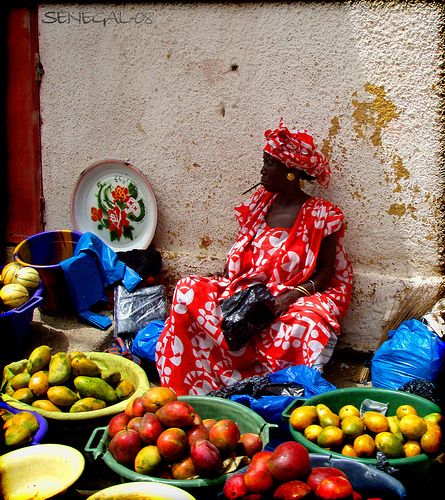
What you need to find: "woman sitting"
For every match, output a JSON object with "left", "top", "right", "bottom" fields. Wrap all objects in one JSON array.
[{"left": 156, "top": 119, "right": 353, "bottom": 395}]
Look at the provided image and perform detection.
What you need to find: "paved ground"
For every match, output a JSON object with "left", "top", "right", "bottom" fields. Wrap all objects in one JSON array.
[
  {"left": 30, "top": 309, "right": 115, "bottom": 354},
  {"left": 29, "top": 309, "right": 369, "bottom": 390}
]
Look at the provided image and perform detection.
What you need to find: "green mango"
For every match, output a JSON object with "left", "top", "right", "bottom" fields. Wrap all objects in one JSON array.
[
  {"left": 48, "top": 352, "right": 71, "bottom": 385},
  {"left": 73, "top": 376, "right": 117, "bottom": 405}
]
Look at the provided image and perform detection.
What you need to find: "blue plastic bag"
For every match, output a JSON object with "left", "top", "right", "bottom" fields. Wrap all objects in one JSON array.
[
  {"left": 60, "top": 232, "right": 141, "bottom": 329},
  {"left": 371, "top": 318, "right": 445, "bottom": 390},
  {"left": 131, "top": 319, "right": 165, "bottom": 362},
  {"left": 230, "top": 365, "right": 336, "bottom": 426}
]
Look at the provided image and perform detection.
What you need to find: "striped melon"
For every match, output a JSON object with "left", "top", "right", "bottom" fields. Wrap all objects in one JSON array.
[
  {"left": 15, "top": 266, "right": 40, "bottom": 290},
  {"left": 1, "top": 262, "right": 22, "bottom": 285},
  {"left": 0, "top": 283, "right": 29, "bottom": 308}
]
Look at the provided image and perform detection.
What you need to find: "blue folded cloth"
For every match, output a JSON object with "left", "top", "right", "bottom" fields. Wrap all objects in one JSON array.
[{"left": 60, "top": 232, "right": 142, "bottom": 329}]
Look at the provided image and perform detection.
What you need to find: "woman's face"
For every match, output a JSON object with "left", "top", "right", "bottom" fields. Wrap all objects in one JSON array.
[{"left": 260, "top": 153, "right": 289, "bottom": 192}]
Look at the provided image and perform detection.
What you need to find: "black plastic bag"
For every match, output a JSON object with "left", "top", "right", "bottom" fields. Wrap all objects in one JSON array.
[
  {"left": 398, "top": 378, "right": 441, "bottom": 405},
  {"left": 220, "top": 284, "right": 275, "bottom": 351},
  {"left": 117, "top": 246, "right": 162, "bottom": 283},
  {"left": 208, "top": 373, "right": 305, "bottom": 399}
]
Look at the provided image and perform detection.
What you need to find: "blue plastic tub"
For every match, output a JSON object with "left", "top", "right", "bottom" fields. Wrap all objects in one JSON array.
[
  {"left": 309, "top": 453, "right": 407, "bottom": 499},
  {"left": 14, "top": 230, "right": 82, "bottom": 315},
  {"left": 215, "top": 452, "right": 407, "bottom": 500},
  {"left": 0, "top": 401, "right": 48, "bottom": 446},
  {"left": 0, "top": 277, "right": 43, "bottom": 358}
]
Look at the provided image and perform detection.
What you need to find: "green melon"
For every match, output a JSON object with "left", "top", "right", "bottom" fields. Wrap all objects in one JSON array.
[{"left": 15, "top": 266, "right": 40, "bottom": 290}]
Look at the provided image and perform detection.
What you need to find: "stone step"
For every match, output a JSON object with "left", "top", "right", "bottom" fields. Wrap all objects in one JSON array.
[{"left": 30, "top": 309, "right": 115, "bottom": 354}]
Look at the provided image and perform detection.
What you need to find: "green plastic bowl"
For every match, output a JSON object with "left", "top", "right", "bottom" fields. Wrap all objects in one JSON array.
[
  {"left": 85, "top": 395, "right": 275, "bottom": 491},
  {"left": 282, "top": 387, "right": 441, "bottom": 486}
]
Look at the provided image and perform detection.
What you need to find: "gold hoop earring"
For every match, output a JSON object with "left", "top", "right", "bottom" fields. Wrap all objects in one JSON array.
[{"left": 287, "top": 172, "right": 296, "bottom": 181}]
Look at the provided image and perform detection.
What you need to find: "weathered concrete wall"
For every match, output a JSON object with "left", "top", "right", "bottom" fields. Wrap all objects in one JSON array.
[{"left": 38, "top": 1, "right": 444, "bottom": 351}]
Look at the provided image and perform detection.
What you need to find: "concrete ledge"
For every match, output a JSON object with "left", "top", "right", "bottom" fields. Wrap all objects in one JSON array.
[
  {"left": 30, "top": 309, "right": 115, "bottom": 354},
  {"left": 26, "top": 308, "right": 369, "bottom": 392}
]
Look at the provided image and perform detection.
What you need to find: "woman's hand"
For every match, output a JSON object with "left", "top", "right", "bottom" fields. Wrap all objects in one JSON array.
[{"left": 273, "top": 289, "right": 305, "bottom": 317}]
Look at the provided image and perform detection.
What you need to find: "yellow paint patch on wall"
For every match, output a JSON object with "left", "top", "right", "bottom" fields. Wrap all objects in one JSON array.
[
  {"left": 391, "top": 155, "right": 410, "bottom": 193},
  {"left": 388, "top": 203, "right": 406, "bottom": 216},
  {"left": 352, "top": 83, "right": 399, "bottom": 146},
  {"left": 321, "top": 115, "right": 341, "bottom": 159},
  {"left": 408, "top": 204, "right": 417, "bottom": 220},
  {"left": 351, "top": 189, "right": 369, "bottom": 209},
  {"left": 387, "top": 203, "right": 417, "bottom": 218}
]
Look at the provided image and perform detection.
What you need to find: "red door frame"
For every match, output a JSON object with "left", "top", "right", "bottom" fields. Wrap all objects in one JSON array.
[{"left": 6, "top": 3, "right": 43, "bottom": 246}]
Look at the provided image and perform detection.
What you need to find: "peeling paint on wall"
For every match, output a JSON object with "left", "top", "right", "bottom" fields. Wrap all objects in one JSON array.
[
  {"left": 321, "top": 115, "right": 341, "bottom": 160},
  {"left": 352, "top": 83, "right": 400, "bottom": 147},
  {"left": 391, "top": 155, "right": 410, "bottom": 193},
  {"left": 387, "top": 203, "right": 416, "bottom": 218}
]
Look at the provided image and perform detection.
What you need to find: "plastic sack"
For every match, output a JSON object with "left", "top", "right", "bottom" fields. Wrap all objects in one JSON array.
[
  {"left": 60, "top": 232, "right": 141, "bottom": 329},
  {"left": 371, "top": 318, "right": 445, "bottom": 390},
  {"left": 210, "top": 365, "right": 336, "bottom": 426},
  {"left": 117, "top": 247, "right": 162, "bottom": 285},
  {"left": 398, "top": 378, "right": 441, "bottom": 405},
  {"left": 220, "top": 284, "right": 275, "bottom": 351},
  {"left": 131, "top": 319, "right": 165, "bottom": 362},
  {"left": 114, "top": 284, "right": 167, "bottom": 336}
]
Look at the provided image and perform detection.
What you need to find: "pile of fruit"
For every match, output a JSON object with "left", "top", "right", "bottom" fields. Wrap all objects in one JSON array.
[
  {"left": 0, "top": 262, "right": 40, "bottom": 311},
  {"left": 289, "top": 402, "right": 443, "bottom": 459},
  {"left": 223, "top": 441, "right": 376, "bottom": 499},
  {"left": 105, "top": 386, "right": 263, "bottom": 479},
  {"left": 0, "top": 407, "right": 41, "bottom": 450},
  {"left": 1, "top": 346, "right": 136, "bottom": 413}
]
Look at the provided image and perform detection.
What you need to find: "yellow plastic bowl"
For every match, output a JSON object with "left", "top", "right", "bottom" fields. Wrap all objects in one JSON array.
[
  {"left": 87, "top": 481, "right": 196, "bottom": 500},
  {"left": 2, "top": 352, "right": 150, "bottom": 422},
  {"left": 0, "top": 443, "right": 85, "bottom": 500}
]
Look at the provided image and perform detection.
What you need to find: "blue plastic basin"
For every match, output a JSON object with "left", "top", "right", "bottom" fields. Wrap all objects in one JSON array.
[
  {"left": 0, "top": 276, "right": 43, "bottom": 359},
  {"left": 0, "top": 401, "right": 48, "bottom": 446}
]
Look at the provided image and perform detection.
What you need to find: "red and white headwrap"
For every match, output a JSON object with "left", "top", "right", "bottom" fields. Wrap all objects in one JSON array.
[{"left": 263, "top": 118, "right": 331, "bottom": 188}]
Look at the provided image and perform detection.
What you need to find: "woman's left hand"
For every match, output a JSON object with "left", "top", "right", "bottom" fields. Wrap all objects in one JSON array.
[{"left": 274, "top": 289, "right": 305, "bottom": 317}]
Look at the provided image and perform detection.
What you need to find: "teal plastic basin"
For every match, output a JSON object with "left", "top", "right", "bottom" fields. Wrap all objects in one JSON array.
[
  {"left": 85, "top": 395, "right": 275, "bottom": 491},
  {"left": 282, "top": 387, "right": 441, "bottom": 488}
]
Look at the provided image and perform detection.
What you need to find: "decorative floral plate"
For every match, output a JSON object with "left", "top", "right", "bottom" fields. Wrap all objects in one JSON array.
[{"left": 71, "top": 160, "right": 157, "bottom": 251}]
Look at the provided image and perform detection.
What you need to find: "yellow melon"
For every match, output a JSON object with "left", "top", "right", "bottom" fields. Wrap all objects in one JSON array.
[
  {"left": 0, "top": 283, "right": 29, "bottom": 308},
  {"left": 1, "top": 262, "right": 22, "bottom": 285}
]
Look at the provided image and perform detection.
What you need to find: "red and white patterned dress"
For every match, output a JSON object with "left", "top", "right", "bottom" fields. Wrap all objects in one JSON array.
[{"left": 156, "top": 188, "right": 353, "bottom": 395}]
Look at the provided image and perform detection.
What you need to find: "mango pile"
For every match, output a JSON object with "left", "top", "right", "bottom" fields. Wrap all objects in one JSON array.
[
  {"left": 0, "top": 262, "right": 41, "bottom": 311},
  {"left": 0, "top": 408, "right": 40, "bottom": 450},
  {"left": 290, "top": 402, "right": 443, "bottom": 459},
  {"left": 1, "top": 346, "right": 136, "bottom": 413},
  {"left": 105, "top": 386, "right": 263, "bottom": 480}
]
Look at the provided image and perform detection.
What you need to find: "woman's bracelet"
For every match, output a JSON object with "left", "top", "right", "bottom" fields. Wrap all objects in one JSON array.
[
  {"left": 307, "top": 279, "right": 316, "bottom": 294},
  {"left": 295, "top": 285, "right": 311, "bottom": 297}
]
